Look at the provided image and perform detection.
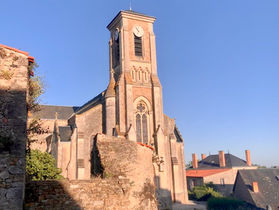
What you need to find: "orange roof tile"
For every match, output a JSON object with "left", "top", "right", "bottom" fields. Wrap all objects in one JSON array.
[
  {"left": 137, "top": 142, "right": 155, "bottom": 151},
  {"left": 0, "top": 44, "right": 34, "bottom": 63},
  {"left": 186, "top": 168, "right": 231, "bottom": 178}
]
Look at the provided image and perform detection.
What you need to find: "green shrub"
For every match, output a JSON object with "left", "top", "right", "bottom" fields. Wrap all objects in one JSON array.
[
  {"left": 189, "top": 185, "right": 223, "bottom": 201},
  {"left": 207, "top": 197, "right": 253, "bottom": 210},
  {"left": 26, "top": 150, "right": 63, "bottom": 180},
  {"left": 205, "top": 182, "right": 218, "bottom": 191}
]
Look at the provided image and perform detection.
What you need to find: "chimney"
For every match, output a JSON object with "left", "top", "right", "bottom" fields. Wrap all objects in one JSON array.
[
  {"left": 245, "top": 150, "right": 252, "bottom": 166},
  {"left": 192, "top": 153, "right": 198, "bottom": 169},
  {"left": 219, "top": 151, "right": 226, "bottom": 167},
  {"left": 252, "top": 181, "right": 259, "bottom": 192},
  {"left": 201, "top": 154, "right": 206, "bottom": 160}
]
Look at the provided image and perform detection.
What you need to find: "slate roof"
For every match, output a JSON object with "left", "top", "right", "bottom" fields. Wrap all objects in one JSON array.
[
  {"left": 32, "top": 91, "right": 104, "bottom": 120},
  {"left": 33, "top": 105, "right": 79, "bottom": 120},
  {"left": 122, "top": 10, "right": 156, "bottom": 19},
  {"left": 174, "top": 126, "right": 183, "bottom": 143},
  {"left": 75, "top": 92, "right": 104, "bottom": 114},
  {"left": 163, "top": 114, "right": 184, "bottom": 143},
  {"left": 234, "top": 169, "right": 279, "bottom": 209},
  {"left": 58, "top": 126, "right": 72, "bottom": 142},
  {"left": 195, "top": 153, "right": 249, "bottom": 169},
  {"left": 107, "top": 10, "right": 156, "bottom": 29}
]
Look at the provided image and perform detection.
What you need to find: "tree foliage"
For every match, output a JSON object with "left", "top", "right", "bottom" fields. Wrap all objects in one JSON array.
[
  {"left": 27, "top": 62, "right": 44, "bottom": 111},
  {"left": 189, "top": 184, "right": 223, "bottom": 201},
  {"left": 26, "top": 150, "right": 62, "bottom": 181},
  {"left": 26, "top": 62, "right": 48, "bottom": 154},
  {"left": 207, "top": 197, "right": 254, "bottom": 210}
]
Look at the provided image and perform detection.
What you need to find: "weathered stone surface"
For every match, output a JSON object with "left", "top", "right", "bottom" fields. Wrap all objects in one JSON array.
[
  {"left": 0, "top": 170, "right": 9, "bottom": 179},
  {"left": 0, "top": 45, "right": 29, "bottom": 210},
  {"left": 6, "top": 187, "right": 22, "bottom": 199},
  {"left": 24, "top": 136, "right": 157, "bottom": 210},
  {"left": 8, "top": 165, "right": 24, "bottom": 175},
  {"left": 0, "top": 188, "right": 6, "bottom": 198}
]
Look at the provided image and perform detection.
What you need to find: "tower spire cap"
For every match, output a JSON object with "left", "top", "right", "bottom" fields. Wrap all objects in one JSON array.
[
  {"left": 105, "top": 70, "right": 116, "bottom": 98},
  {"left": 129, "top": 0, "right": 132, "bottom": 11}
]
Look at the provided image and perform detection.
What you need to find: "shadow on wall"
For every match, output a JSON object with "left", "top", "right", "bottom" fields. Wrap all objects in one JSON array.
[
  {"left": 91, "top": 136, "right": 104, "bottom": 177},
  {"left": 24, "top": 180, "right": 82, "bottom": 209},
  {"left": 156, "top": 175, "right": 192, "bottom": 210},
  {"left": 0, "top": 89, "right": 27, "bottom": 209},
  {"left": 0, "top": 90, "right": 27, "bottom": 154},
  {"left": 214, "top": 184, "right": 234, "bottom": 197}
]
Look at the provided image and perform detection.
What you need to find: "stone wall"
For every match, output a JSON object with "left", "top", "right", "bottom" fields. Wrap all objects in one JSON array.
[
  {"left": 24, "top": 134, "right": 158, "bottom": 209},
  {"left": 94, "top": 134, "right": 158, "bottom": 209},
  {"left": 29, "top": 119, "right": 68, "bottom": 153},
  {"left": 0, "top": 45, "right": 31, "bottom": 210},
  {"left": 25, "top": 179, "right": 131, "bottom": 210}
]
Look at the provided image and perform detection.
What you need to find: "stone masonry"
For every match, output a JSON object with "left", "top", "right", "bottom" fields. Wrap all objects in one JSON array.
[
  {"left": 28, "top": 10, "right": 188, "bottom": 207},
  {"left": 0, "top": 44, "right": 33, "bottom": 210},
  {"left": 25, "top": 134, "right": 157, "bottom": 210}
]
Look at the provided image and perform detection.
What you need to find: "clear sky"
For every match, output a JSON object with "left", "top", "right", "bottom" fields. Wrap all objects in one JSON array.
[{"left": 1, "top": 0, "right": 279, "bottom": 167}]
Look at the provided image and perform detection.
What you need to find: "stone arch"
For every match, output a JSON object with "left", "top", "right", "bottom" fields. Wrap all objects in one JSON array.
[{"left": 133, "top": 96, "right": 152, "bottom": 112}]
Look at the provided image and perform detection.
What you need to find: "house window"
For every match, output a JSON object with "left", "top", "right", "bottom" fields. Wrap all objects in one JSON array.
[
  {"left": 220, "top": 178, "right": 225, "bottom": 186},
  {"left": 134, "top": 35, "right": 142, "bottom": 56},
  {"left": 135, "top": 101, "right": 148, "bottom": 144}
]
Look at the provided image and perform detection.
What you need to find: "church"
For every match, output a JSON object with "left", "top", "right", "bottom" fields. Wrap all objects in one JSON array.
[{"left": 31, "top": 10, "right": 188, "bottom": 205}]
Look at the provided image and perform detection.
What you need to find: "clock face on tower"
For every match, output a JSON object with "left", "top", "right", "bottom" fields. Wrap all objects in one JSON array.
[{"left": 133, "top": 25, "right": 144, "bottom": 37}]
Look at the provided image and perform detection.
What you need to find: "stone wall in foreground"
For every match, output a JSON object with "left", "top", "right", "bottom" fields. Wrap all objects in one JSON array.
[
  {"left": 95, "top": 134, "right": 157, "bottom": 209},
  {"left": 25, "top": 134, "right": 158, "bottom": 210},
  {"left": 25, "top": 179, "right": 131, "bottom": 210},
  {"left": 0, "top": 45, "right": 30, "bottom": 210}
]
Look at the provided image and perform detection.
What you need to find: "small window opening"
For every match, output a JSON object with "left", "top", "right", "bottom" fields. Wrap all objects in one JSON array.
[
  {"left": 134, "top": 35, "right": 142, "bottom": 56},
  {"left": 112, "top": 37, "right": 120, "bottom": 67},
  {"left": 220, "top": 178, "right": 225, "bottom": 186}
]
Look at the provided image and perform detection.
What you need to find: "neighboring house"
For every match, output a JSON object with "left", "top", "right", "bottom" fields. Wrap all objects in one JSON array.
[
  {"left": 29, "top": 10, "right": 188, "bottom": 204},
  {"left": 233, "top": 169, "right": 279, "bottom": 209},
  {"left": 186, "top": 150, "right": 257, "bottom": 196}
]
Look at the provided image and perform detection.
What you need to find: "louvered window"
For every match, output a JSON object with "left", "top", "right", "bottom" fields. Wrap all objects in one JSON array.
[
  {"left": 112, "top": 38, "right": 120, "bottom": 67},
  {"left": 134, "top": 35, "right": 142, "bottom": 56}
]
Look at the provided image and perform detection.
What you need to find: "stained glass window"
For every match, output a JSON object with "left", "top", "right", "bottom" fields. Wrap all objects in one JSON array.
[
  {"left": 136, "top": 114, "right": 142, "bottom": 142},
  {"left": 142, "top": 114, "right": 148, "bottom": 144},
  {"left": 135, "top": 102, "right": 149, "bottom": 144}
]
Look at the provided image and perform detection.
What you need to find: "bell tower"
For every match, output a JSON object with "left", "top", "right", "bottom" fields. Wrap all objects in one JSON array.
[
  {"left": 107, "top": 10, "right": 164, "bottom": 146},
  {"left": 105, "top": 11, "right": 188, "bottom": 205}
]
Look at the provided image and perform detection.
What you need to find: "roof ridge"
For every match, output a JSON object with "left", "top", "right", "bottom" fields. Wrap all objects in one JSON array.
[
  {"left": 75, "top": 91, "right": 104, "bottom": 114},
  {"left": 40, "top": 104, "right": 78, "bottom": 108},
  {"left": 0, "top": 43, "right": 29, "bottom": 56}
]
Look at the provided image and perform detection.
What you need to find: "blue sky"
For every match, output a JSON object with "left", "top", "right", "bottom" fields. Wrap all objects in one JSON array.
[{"left": 1, "top": 0, "right": 279, "bottom": 167}]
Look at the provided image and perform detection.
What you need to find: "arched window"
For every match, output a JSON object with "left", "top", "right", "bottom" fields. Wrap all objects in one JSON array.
[{"left": 135, "top": 101, "right": 149, "bottom": 144}]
